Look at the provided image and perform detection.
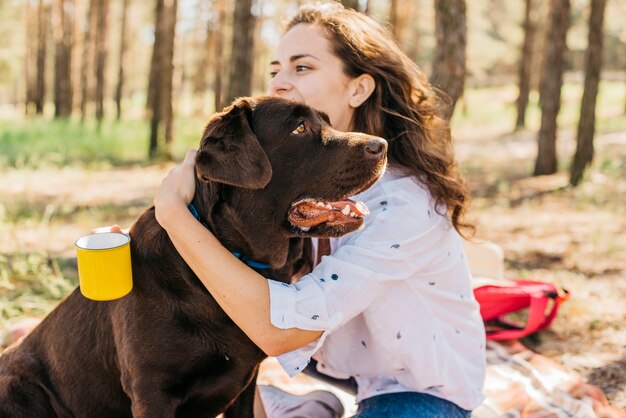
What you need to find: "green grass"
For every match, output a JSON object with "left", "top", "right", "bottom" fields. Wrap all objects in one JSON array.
[
  {"left": 0, "top": 115, "right": 207, "bottom": 169},
  {"left": 0, "top": 253, "right": 77, "bottom": 322}
]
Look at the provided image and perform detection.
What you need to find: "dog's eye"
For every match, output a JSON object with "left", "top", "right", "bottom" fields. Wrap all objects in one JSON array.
[{"left": 292, "top": 122, "right": 306, "bottom": 135}]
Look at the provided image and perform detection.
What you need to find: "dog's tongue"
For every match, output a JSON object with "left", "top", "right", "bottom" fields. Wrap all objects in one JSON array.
[{"left": 288, "top": 198, "right": 370, "bottom": 228}]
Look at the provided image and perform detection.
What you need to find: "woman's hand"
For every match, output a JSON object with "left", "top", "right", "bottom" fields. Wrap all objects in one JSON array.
[{"left": 154, "top": 149, "right": 198, "bottom": 230}]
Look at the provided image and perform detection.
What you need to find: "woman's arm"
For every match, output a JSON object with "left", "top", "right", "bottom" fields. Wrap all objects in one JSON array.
[{"left": 154, "top": 150, "right": 322, "bottom": 356}]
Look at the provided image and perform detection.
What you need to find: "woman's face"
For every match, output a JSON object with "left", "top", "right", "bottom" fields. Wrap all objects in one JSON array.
[{"left": 268, "top": 24, "right": 355, "bottom": 132}]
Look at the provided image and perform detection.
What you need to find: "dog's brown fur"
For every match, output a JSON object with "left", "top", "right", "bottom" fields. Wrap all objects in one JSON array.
[{"left": 0, "top": 96, "right": 387, "bottom": 418}]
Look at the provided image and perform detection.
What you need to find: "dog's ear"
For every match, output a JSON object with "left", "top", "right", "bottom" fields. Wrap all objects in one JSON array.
[{"left": 196, "top": 98, "right": 272, "bottom": 189}]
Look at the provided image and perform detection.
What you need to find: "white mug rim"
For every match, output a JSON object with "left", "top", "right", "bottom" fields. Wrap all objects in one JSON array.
[{"left": 75, "top": 232, "right": 130, "bottom": 251}]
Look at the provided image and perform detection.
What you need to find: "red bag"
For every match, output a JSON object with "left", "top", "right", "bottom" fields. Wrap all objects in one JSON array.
[{"left": 473, "top": 279, "right": 569, "bottom": 341}]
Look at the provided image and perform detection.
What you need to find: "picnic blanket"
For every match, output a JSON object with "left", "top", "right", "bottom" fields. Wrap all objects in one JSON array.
[
  {"left": 473, "top": 340, "right": 626, "bottom": 418},
  {"left": 256, "top": 340, "right": 626, "bottom": 418}
]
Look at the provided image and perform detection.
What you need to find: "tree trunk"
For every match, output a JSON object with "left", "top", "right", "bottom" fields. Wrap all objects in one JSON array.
[
  {"left": 570, "top": 0, "right": 607, "bottom": 186},
  {"left": 624, "top": 42, "right": 626, "bottom": 115},
  {"left": 115, "top": 0, "right": 130, "bottom": 120},
  {"left": 25, "top": 1, "right": 36, "bottom": 115},
  {"left": 404, "top": 1, "right": 420, "bottom": 64},
  {"left": 80, "top": 0, "right": 96, "bottom": 121},
  {"left": 430, "top": 0, "right": 467, "bottom": 120},
  {"left": 148, "top": 0, "right": 165, "bottom": 158},
  {"left": 534, "top": 0, "right": 570, "bottom": 176},
  {"left": 225, "top": 0, "right": 255, "bottom": 104},
  {"left": 393, "top": 0, "right": 420, "bottom": 64},
  {"left": 147, "top": 0, "right": 178, "bottom": 159},
  {"left": 529, "top": 1, "right": 549, "bottom": 94},
  {"left": 192, "top": 1, "right": 210, "bottom": 116},
  {"left": 35, "top": 0, "right": 50, "bottom": 115},
  {"left": 54, "top": 0, "right": 74, "bottom": 118},
  {"left": 162, "top": 0, "right": 177, "bottom": 153},
  {"left": 70, "top": 0, "right": 82, "bottom": 114},
  {"left": 146, "top": 0, "right": 159, "bottom": 117},
  {"left": 252, "top": 0, "right": 267, "bottom": 95},
  {"left": 389, "top": 0, "right": 399, "bottom": 37},
  {"left": 94, "top": 0, "right": 110, "bottom": 122},
  {"left": 514, "top": 0, "right": 537, "bottom": 130},
  {"left": 213, "top": 0, "right": 225, "bottom": 111}
]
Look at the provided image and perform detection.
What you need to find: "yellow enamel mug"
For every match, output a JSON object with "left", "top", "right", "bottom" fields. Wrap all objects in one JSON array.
[{"left": 75, "top": 232, "right": 133, "bottom": 301}]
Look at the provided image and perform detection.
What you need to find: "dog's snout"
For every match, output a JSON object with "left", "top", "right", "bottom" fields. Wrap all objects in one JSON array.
[{"left": 364, "top": 138, "right": 387, "bottom": 159}]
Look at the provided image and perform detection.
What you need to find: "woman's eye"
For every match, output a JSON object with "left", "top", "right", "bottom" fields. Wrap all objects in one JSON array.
[
  {"left": 292, "top": 122, "right": 306, "bottom": 135},
  {"left": 295, "top": 65, "right": 310, "bottom": 72},
  {"left": 269, "top": 71, "right": 278, "bottom": 78}
]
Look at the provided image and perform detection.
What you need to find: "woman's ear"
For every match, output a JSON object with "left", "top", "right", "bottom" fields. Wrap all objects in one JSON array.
[{"left": 348, "top": 74, "right": 376, "bottom": 108}]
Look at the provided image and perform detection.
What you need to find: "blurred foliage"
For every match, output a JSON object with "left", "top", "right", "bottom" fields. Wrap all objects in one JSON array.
[
  {"left": 0, "top": 252, "right": 77, "bottom": 322},
  {"left": 1, "top": 0, "right": 626, "bottom": 110}
]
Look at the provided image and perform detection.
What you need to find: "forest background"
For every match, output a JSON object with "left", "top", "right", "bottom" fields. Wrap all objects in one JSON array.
[{"left": 0, "top": 0, "right": 625, "bottom": 410}]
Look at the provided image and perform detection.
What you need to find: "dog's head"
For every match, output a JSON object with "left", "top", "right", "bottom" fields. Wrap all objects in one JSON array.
[{"left": 194, "top": 96, "right": 387, "bottom": 267}]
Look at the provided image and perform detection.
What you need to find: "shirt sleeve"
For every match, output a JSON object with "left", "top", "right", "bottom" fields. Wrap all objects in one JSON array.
[
  {"left": 267, "top": 244, "right": 398, "bottom": 375},
  {"left": 267, "top": 175, "right": 454, "bottom": 375},
  {"left": 269, "top": 243, "right": 405, "bottom": 328}
]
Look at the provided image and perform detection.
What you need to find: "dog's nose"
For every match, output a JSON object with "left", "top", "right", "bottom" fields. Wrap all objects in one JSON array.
[{"left": 364, "top": 139, "right": 387, "bottom": 159}]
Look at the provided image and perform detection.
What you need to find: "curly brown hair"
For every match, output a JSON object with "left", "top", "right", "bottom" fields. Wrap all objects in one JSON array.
[{"left": 285, "top": 2, "right": 473, "bottom": 236}]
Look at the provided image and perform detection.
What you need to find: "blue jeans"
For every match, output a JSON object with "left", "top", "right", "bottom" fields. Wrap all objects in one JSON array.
[{"left": 353, "top": 392, "right": 471, "bottom": 418}]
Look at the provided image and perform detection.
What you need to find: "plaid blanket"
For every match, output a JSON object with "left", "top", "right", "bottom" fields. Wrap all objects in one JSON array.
[
  {"left": 473, "top": 340, "right": 626, "bottom": 418},
  {"left": 256, "top": 340, "right": 625, "bottom": 418}
]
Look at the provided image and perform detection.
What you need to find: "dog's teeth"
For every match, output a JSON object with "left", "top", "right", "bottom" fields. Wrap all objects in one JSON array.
[
  {"left": 350, "top": 211, "right": 357, "bottom": 217},
  {"left": 300, "top": 226, "right": 310, "bottom": 231},
  {"left": 341, "top": 205, "right": 350, "bottom": 215},
  {"left": 316, "top": 201, "right": 325, "bottom": 207},
  {"left": 326, "top": 204, "right": 333, "bottom": 210}
]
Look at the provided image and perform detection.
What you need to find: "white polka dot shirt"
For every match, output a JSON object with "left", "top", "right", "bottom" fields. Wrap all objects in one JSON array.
[{"left": 267, "top": 169, "right": 486, "bottom": 410}]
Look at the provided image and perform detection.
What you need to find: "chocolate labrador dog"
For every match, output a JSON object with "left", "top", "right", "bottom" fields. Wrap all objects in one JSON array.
[{"left": 0, "top": 96, "right": 387, "bottom": 417}]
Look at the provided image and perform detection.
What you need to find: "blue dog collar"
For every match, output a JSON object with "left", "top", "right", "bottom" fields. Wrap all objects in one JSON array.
[
  {"left": 188, "top": 203, "right": 270, "bottom": 270},
  {"left": 229, "top": 252, "right": 271, "bottom": 270}
]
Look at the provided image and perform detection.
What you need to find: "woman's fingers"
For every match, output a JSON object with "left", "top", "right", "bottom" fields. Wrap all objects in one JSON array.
[
  {"left": 153, "top": 149, "right": 198, "bottom": 225},
  {"left": 91, "top": 225, "right": 127, "bottom": 234},
  {"left": 183, "top": 148, "right": 197, "bottom": 166}
]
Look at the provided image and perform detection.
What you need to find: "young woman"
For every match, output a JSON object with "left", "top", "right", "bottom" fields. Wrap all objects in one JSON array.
[{"left": 154, "top": 3, "right": 485, "bottom": 417}]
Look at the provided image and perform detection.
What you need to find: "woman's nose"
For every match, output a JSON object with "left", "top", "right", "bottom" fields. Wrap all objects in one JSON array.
[{"left": 268, "top": 71, "right": 292, "bottom": 96}]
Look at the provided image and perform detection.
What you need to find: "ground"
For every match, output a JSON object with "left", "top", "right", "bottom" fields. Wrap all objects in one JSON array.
[
  {"left": 0, "top": 122, "right": 624, "bottom": 413},
  {"left": 456, "top": 128, "right": 626, "bottom": 410}
]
